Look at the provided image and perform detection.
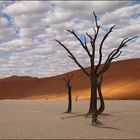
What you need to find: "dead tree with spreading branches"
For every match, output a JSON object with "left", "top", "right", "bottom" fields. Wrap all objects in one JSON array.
[
  {"left": 63, "top": 74, "right": 73, "bottom": 113},
  {"left": 56, "top": 11, "right": 137, "bottom": 125}
]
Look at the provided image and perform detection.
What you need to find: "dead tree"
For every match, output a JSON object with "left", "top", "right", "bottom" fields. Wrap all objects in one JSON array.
[
  {"left": 75, "top": 95, "right": 78, "bottom": 101},
  {"left": 63, "top": 74, "right": 73, "bottom": 113},
  {"left": 56, "top": 11, "right": 137, "bottom": 124},
  {"left": 92, "top": 76, "right": 104, "bottom": 125}
]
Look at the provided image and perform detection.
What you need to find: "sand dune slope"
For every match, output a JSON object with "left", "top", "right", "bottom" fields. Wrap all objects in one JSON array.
[{"left": 0, "top": 58, "right": 140, "bottom": 99}]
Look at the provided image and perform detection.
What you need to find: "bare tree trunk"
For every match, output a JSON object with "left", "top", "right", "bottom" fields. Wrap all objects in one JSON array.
[
  {"left": 75, "top": 95, "right": 78, "bottom": 101},
  {"left": 92, "top": 77, "right": 105, "bottom": 125},
  {"left": 66, "top": 86, "right": 72, "bottom": 113},
  {"left": 87, "top": 77, "right": 97, "bottom": 115}
]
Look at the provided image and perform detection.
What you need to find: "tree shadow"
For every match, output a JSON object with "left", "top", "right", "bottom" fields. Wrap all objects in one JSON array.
[
  {"left": 61, "top": 112, "right": 111, "bottom": 119},
  {"left": 62, "top": 112, "right": 76, "bottom": 115},
  {"left": 61, "top": 113, "right": 86, "bottom": 119},
  {"left": 95, "top": 125, "right": 120, "bottom": 130},
  {"left": 100, "top": 112, "right": 111, "bottom": 116},
  {"left": 61, "top": 112, "right": 120, "bottom": 130}
]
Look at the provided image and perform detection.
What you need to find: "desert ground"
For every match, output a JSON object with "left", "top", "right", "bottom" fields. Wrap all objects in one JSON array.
[{"left": 0, "top": 99, "right": 140, "bottom": 139}]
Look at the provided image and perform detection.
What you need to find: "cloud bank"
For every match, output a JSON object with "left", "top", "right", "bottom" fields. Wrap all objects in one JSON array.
[{"left": 0, "top": 1, "right": 140, "bottom": 78}]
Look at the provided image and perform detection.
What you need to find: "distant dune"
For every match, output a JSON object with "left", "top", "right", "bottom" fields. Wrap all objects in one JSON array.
[{"left": 0, "top": 58, "right": 140, "bottom": 100}]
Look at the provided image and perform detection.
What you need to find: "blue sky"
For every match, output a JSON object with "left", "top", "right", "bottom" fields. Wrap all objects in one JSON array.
[{"left": 0, "top": 1, "right": 140, "bottom": 78}]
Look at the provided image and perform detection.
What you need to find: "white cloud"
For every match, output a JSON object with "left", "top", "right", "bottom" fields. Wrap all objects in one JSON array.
[
  {"left": 0, "top": 38, "right": 38, "bottom": 52},
  {"left": 0, "top": 17, "right": 9, "bottom": 27},
  {"left": 51, "top": 1, "right": 130, "bottom": 14},
  {"left": 3, "top": 1, "right": 48, "bottom": 16},
  {"left": 115, "top": 23, "right": 140, "bottom": 38},
  {"left": 0, "top": 1, "right": 14, "bottom": 10},
  {"left": 0, "top": 1, "right": 139, "bottom": 78},
  {"left": 3, "top": 1, "right": 48, "bottom": 39},
  {"left": 12, "top": 13, "right": 46, "bottom": 28},
  {"left": 0, "top": 27, "right": 17, "bottom": 42},
  {"left": 0, "top": 16, "right": 17, "bottom": 42},
  {"left": 20, "top": 26, "right": 46, "bottom": 37},
  {"left": 100, "top": 4, "right": 140, "bottom": 26}
]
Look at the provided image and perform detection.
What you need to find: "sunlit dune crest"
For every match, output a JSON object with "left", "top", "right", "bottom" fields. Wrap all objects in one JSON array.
[{"left": 0, "top": 58, "right": 140, "bottom": 100}]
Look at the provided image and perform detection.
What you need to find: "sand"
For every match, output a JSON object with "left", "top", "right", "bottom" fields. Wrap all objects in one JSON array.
[
  {"left": 0, "top": 100, "right": 140, "bottom": 139},
  {"left": 0, "top": 58, "right": 140, "bottom": 100}
]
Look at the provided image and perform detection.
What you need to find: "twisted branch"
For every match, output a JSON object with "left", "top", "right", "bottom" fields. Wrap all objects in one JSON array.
[
  {"left": 67, "top": 30, "right": 91, "bottom": 57},
  {"left": 95, "top": 25, "right": 115, "bottom": 73},
  {"left": 55, "top": 40, "right": 90, "bottom": 77},
  {"left": 97, "top": 36, "right": 137, "bottom": 77}
]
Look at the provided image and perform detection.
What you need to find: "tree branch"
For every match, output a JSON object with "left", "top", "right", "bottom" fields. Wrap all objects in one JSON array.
[
  {"left": 55, "top": 39, "right": 90, "bottom": 77},
  {"left": 69, "top": 73, "right": 74, "bottom": 81},
  {"left": 90, "top": 11, "right": 100, "bottom": 70},
  {"left": 97, "top": 36, "right": 137, "bottom": 77},
  {"left": 67, "top": 30, "right": 91, "bottom": 57},
  {"left": 95, "top": 25, "right": 115, "bottom": 73},
  {"left": 63, "top": 74, "right": 73, "bottom": 88},
  {"left": 63, "top": 78, "right": 68, "bottom": 85},
  {"left": 113, "top": 51, "right": 122, "bottom": 59},
  {"left": 123, "top": 36, "right": 137, "bottom": 44},
  {"left": 92, "top": 26, "right": 96, "bottom": 34},
  {"left": 93, "top": 11, "right": 99, "bottom": 28},
  {"left": 86, "top": 33, "right": 94, "bottom": 48}
]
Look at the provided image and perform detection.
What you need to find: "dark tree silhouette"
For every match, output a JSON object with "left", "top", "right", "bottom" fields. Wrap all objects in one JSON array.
[
  {"left": 75, "top": 95, "right": 78, "bottom": 101},
  {"left": 56, "top": 12, "right": 137, "bottom": 125},
  {"left": 63, "top": 74, "right": 73, "bottom": 113}
]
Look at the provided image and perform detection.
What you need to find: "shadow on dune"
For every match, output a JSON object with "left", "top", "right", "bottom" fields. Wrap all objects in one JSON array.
[{"left": 0, "top": 58, "right": 140, "bottom": 100}]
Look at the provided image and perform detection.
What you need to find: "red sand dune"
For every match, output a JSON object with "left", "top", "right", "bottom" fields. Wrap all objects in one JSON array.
[{"left": 0, "top": 58, "right": 140, "bottom": 100}]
